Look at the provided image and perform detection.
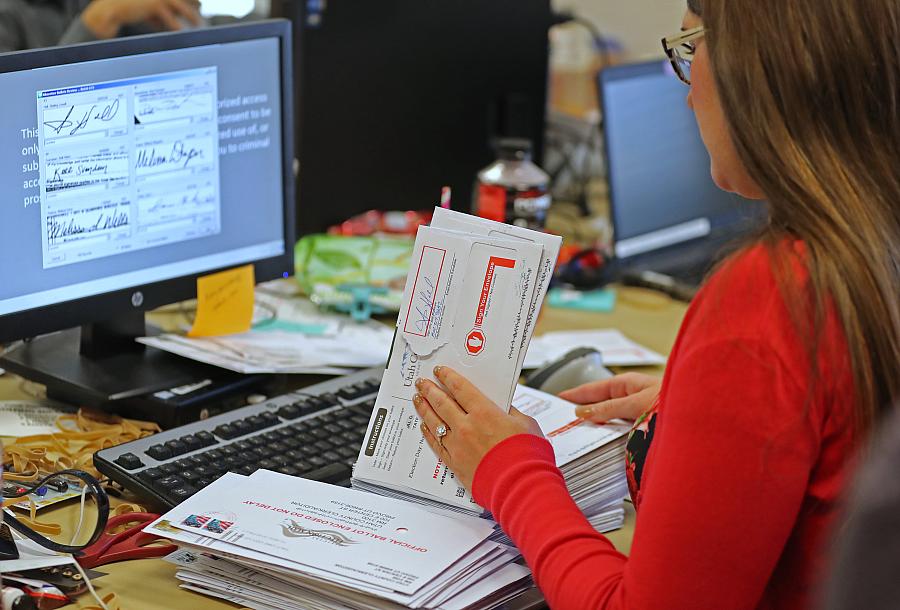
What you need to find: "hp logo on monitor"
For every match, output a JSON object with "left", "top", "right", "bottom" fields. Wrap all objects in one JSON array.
[{"left": 131, "top": 291, "right": 144, "bottom": 308}]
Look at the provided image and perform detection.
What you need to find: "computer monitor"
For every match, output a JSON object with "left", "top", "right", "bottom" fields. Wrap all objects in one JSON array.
[
  {"left": 0, "top": 21, "right": 295, "bottom": 407},
  {"left": 271, "top": 0, "right": 552, "bottom": 235},
  {"left": 599, "top": 59, "right": 761, "bottom": 277}
]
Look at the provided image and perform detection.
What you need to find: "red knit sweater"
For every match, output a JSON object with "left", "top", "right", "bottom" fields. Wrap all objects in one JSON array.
[{"left": 472, "top": 244, "right": 857, "bottom": 610}]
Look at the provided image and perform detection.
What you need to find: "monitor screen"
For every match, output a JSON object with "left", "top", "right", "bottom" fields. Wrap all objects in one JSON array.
[
  {"left": 599, "top": 59, "right": 753, "bottom": 259},
  {"left": 0, "top": 23, "right": 294, "bottom": 341}
]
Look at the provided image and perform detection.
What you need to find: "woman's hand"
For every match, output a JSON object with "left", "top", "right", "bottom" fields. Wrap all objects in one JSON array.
[
  {"left": 559, "top": 373, "right": 662, "bottom": 423},
  {"left": 413, "top": 366, "right": 543, "bottom": 490}
]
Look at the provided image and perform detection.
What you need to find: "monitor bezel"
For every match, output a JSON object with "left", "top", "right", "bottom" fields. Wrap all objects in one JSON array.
[{"left": 0, "top": 20, "right": 296, "bottom": 343}]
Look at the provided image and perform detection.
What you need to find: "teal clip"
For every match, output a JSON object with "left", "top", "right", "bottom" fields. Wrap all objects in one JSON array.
[{"left": 335, "top": 284, "right": 390, "bottom": 322}]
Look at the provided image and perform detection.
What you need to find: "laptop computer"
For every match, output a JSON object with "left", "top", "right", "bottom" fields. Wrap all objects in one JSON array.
[{"left": 598, "top": 59, "right": 763, "bottom": 290}]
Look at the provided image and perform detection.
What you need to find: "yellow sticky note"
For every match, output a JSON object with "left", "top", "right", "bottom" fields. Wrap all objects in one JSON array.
[{"left": 188, "top": 264, "right": 255, "bottom": 337}]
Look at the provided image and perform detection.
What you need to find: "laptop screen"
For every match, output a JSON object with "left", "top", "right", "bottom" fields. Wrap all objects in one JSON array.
[{"left": 599, "top": 60, "right": 757, "bottom": 260}]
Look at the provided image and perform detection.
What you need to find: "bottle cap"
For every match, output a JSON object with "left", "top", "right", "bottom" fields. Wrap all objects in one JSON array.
[{"left": 496, "top": 138, "right": 533, "bottom": 161}]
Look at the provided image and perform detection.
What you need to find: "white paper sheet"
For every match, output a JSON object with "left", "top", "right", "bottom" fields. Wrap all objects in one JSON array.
[
  {"left": 523, "top": 329, "right": 666, "bottom": 369},
  {"left": 0, "top": 400, "right": 76, "bottom": 436}
]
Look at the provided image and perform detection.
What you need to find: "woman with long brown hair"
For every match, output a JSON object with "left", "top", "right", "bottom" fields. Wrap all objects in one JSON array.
[{"left": 406, "top": 0, "right": 900, "bottom": 608}]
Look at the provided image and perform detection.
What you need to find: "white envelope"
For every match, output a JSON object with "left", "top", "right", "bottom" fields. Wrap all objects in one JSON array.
[
  {"left": 431, "top": 207, "right": 562, "bottom": 405},
  {"left": 160, "top": 470, "right": 494, "bottom": 596},
  {"left": 353, "top": 223, "right": 545, "bottom": 511}
]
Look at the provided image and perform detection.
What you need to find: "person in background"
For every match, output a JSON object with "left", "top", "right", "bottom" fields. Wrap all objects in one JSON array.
[
  {"left": 0, "top": 0, "right": 201, "bottom": 53},
  {"left": 408, "top": 0, "right": 900, "bottom": 608},
  {"left": 823, "top": 403, "right": 900, "bottom": 610}
]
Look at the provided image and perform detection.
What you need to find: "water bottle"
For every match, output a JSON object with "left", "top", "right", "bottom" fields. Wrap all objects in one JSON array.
[{"left": 473, "top": 138, "right": 552, "bottom": 230}]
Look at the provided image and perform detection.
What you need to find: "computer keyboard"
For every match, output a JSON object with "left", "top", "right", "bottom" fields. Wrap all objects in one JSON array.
[{"left": 94, "top": 369, "right": 381, "bottom": 509}]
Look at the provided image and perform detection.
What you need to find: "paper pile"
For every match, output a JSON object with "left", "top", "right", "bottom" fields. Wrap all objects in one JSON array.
[
  {"left": 354, "top": 385, "right": 631, "bottom": 543},
  {"left": 511, "top": 385, "right": 630, "bottom": 535},
  {"left": 139, "top": 289, "right": 394, "bottom": 375},
  {"left": 524, "top": 329, "right": 666, "bottom": 369},
  {"left": 145, "top": 469, "right": 533, "bottom": 610},
  {"left": 352, "top": 208, "right": 562, "bottom": 513}
]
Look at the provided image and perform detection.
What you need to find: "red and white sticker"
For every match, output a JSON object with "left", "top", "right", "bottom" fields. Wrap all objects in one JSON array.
[{"left": 466, "top": 256, "right": 515, "bottom": 356}]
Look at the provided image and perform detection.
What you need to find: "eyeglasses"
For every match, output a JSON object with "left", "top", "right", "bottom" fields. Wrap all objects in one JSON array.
[{"left": 662, "top": 26, "right": 706, "bottom": 85}]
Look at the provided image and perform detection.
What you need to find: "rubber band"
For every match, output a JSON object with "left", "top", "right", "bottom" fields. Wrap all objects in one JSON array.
[{"left": 2, "top": 408, "right": 160, "bottom": 481}]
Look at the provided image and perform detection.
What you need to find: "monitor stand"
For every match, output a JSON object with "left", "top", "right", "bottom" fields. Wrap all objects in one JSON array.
[{"left": 0, "top": 312, "right": 270, "bottom": 427}]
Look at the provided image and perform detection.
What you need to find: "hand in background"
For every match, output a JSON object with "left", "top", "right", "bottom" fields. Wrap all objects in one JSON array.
[
  {"left": 82, "top": 0, "right": 202, "bottom": 39},
  {"left": 560, "top": 373, "right": 661, "bottom": 423},
  {"left": 413, "top": 366, "right": 543, "bottom": 490}
]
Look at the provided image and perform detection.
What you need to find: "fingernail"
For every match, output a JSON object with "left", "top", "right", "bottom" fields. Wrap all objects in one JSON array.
[
  {"left": 412, "top": 393, "right": 423, "bottom": 406},
  {"left": 575, "top": 407, "right": 593, "bottom": 418},
  {"left": 433, "top": 365, "right": 444, "bottom": 377},
  {"left": 415, "top": 378, "right": 425, "bottom": 389}
]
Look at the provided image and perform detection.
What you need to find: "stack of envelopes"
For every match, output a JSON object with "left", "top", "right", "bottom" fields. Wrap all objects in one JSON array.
[
  {"left": 354, "top": 384, "right": 632, "bottom": 545},
  {"left": 145, "top": 469, "right": 533, "bottom": 610},
  {"left": 351, "top": 208, "right": 562, "bottom": 515}
]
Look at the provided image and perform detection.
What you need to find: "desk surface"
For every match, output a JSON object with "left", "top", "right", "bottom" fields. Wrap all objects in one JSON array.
[{"left": 1, "top": 286, "right": 687, "bottom": 609}]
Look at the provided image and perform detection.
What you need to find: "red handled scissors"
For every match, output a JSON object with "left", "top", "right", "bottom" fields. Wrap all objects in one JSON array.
[{"left": 76, "top": 512, "right": 177, "bottom": 569}]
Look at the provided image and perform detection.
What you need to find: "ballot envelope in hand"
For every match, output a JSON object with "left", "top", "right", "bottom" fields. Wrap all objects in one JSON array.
[{"left": 352, "top": 213, "right": 561, "bottom": 513}]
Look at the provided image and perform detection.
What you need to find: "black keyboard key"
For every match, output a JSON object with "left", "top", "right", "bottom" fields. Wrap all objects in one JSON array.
[
  {"left": 300, "top": 446, "right": 320, "bottom": 459},
  {"left": 295, "top": 432, "right": 317, "bottom": 445},
  {"left": 259, "top": 412, "right": 280, "bottom": 426},
  {"left": 316, "top": 411, "right": 339, "bottom": 424},
  {"left": 146, "top": 444, "right": 172, "bottom": 461},
  {"left": 269, "top": 442, "right": 289, "bottom": 454},
  {"left": 233, "top": 440, "right": 256, "bottom": 453},
  {"left": 294, "top": 398, "right": 330, "bottom": 417},
  {"left": 261, "top": 431, "right": 281, "bottom": 443},
  {"left": 277, "top": 404, "right": 302, "bottom": 420},
  {"left": 237, "top": 465, "right": 258, "bottom": 476},
  {"left": 139, "top": 467, "right": 165, "bottom": 482},
  {"left": 232, "top": 420, "right": 253, "bottom": 437},
  {"left": 281, "top": 436, "right": 301, "bottom": 450},
  {"left": 195, "top": 431, "right": 217, "bottom": 447},
  {"left": 156, "top": 475, "right": 184, "bottom": 490},
  {"left": 336, "top": 386, "right": 359, "bottom": 400},
  {"left": 191, "top": 465, "right": 215, "bottom": 477},
  {"left": 337, "top": 446, "right": 358, "bottom": 459},
  {"left": 114, "top": 453, "right": 144, "bottom": 470},
  {"left": 180, "top": 470, "right": 203, "bottom": 484},
  {"left": 337, "top": 419, "right": 359, "bottom": 431},
  {"left": 308, "top": 455, "right": 327, "bottom": 468},
  {"left": 167, "top": 486, "right": 195, "bottom": 501},
  {"left": 322, "top": 451, "right": 342, "bottom": 463},
  {"left": 310, "top": 428, "right": 331, "bottom": 440},
  {"left": 158, "top": 463, "right": 178, "bottom": 475},
  {"left": 246, "top": 435, "right": 267, "bottom": 447},
  {"left": 163, "top": 440, "right": 189, "bottom": 457},
  {"left": 224, "top": 455, "right": 247, "bottom": 469},
  {"left": 303, "top": 462, "right": 351, "bottom": 485},
  {"left": 220, "top": 445, "right": 239, "bottom": 457},
  {"left": 318, "top": 392, "right": 341, "bottom": 407},
  {"left": 314, "top": 440, "right": 334, "bottom": 453},
  {"left": 341, "top": 430, "right": 361, "bottom": 443},
  {"left": 257, "top": 458, "right": 278, "bottom": 470},
  {"left": 213, "top": 424, "right": 239, "bottom": 440},
  {"left": 289, "top": 421, "right": 310, "bottom": 433},
  {"left": 187, "top": 454, "right": 209, "bottom": 468},
  {"left": 276, "top": 465, "right": 302, "bottom": 477},
  {"left": 173, "top": 458, "right": 194, "bottom": 470},
  {"left": 203, "top": 448, "right": 224, "bottom": 462},
  {"left": 180, "top": 435, "right": 202, "bottom": 452},
  {"left": 253, "top": 446, "right": 276, "bottom": 460},
  {"left": 323, "top": 423, "right": 344, "bottom": 436},
  {"left": 273, "top": 427, "right": 295, "bottom": 439},
  {"left": 243, "top": 415, "right": 266, "bottom": 431}
]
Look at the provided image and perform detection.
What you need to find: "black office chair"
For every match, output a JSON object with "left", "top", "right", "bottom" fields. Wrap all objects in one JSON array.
[{"left": 821, "top": 402, "right": 900, "bottom": 610}]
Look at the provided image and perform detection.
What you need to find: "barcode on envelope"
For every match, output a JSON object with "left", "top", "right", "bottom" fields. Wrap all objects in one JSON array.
[{"left": 404, "top": 246, "right": 446, "bottom": 337}]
